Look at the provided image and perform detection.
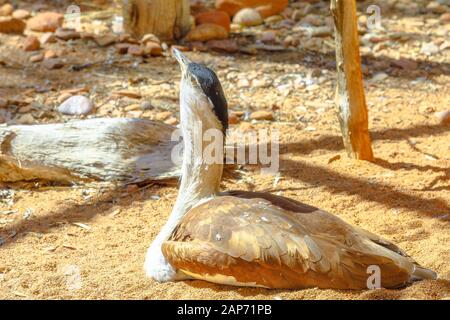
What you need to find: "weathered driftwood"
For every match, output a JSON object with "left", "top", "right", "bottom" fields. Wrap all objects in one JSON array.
[
  {"left": 331, "top": 0, "right": 374, "bottom": 160},
  {"left": 122, "top": 0, "right": 191, "bottom": 40},
  {"left": 0, "top": 118, "right": 180, "bottom": 184}
]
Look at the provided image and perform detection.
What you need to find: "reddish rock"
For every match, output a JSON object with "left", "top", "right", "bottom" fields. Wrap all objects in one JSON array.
[
  {"left": 0, "top": 17, "right": 25, "bottom": 33},
  {"left": 115, "top": 43, "right": 130, "bottom": 54},
  {"left": 127, "top": 44, "right": 144, "bottom": 56},
  {"left": 44, "top": 50, "right": 57, "bottom": 59},
  {"left": 215, "top": 0, "right": 288, "bottom": 18},
  {"left": 40, "top": 32, "right": 56, "bottom": 44},
  {"left": 12, "top": 9, "right": 31, "bottom": 20},
  {"left": 144, "top": 41, "right": 163, "bottom": 56},
  {"left": 206, "top": 39, "right": 238, "bottom": 53},
  {"left": 29, "top": 53, "right": 44, "bottom": 63},
  {"left": 42, "top": 58, "right": 64, "bottom": 70},
  {"left": 186, "top": 23, "right": 228, "bottom": 42},
  {"left": 27, "top": 12, "right": 64, "bottom": 32},
  {"left": 23, "top": 35, "right": 40, "bottom": 51},
  {"left": 228, "top": 112, "right": 240, "bottom": 125},
  {"left": 94, "top": 34, "right": 117, "bottom": 47},
  {"left": 55, "top": 27, "right": 80, "bottom": 40},
  {"left": 250, "top": 110, "right": 274, "bottom": 121},
  {"left": 195, "top": 10, "right": 231, "bottom": 32},
  {"left": 233, "top": 8, "right": 263, "bottom": 26}
]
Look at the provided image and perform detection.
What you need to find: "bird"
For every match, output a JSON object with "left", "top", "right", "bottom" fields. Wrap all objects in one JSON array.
[{"left": 144, "top": 48, "right": 437, "bottom": 289}]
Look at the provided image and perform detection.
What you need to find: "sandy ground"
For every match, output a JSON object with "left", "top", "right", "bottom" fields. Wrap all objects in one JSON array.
[{"left": 0, "top": 0, "right": 449, "bottom": 299}]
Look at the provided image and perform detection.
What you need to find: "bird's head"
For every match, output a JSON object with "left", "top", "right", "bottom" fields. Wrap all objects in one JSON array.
[{"left": 173, "top": 48, "right": 228, "bottom": 134}]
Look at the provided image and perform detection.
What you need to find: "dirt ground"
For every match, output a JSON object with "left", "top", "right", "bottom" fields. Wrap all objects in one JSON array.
[{"left": 0, "top": 0, "right": 449, "bottom": 299}]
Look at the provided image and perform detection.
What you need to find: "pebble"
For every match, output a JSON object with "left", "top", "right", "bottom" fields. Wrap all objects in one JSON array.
[
  {"left": 228, "top": 112, "right": 240, "bottom": 125},
  {"left": 186, "top": 23, "right": 228, "bottom": 41},
  {"left": 371, "top": 72, "right": 388, "bottom": 82},
  {"left": 42, "top": 58, "right": 64, "bottom": 70},
  {"left": 144, "top": 41, "right": 163, "bottom": 56},
  {"left": 27, "top": 12, "right": 64, "bottom": 32},
  {"left": 233, "top": 8, "right": 263, "bottom": 27},
  {"left": 29, "top": 53, "right": 44, "bottom": 63},
  {"left": 12, "top": 9, "right": 31, "bottom": 20},
  {"left": 195, "top": 10, "right": 231, "bottom": 32},
  {"left": 0, "top": 17, "right": 25, "bottom": 33},
  {"left": 58, "top": 95, "right": 93, "bottom": 115},
  {"left": 16, "top": 113, "right": 34, "bottom": 125},
  {"left": 115, "top": 43, "right": 130, "bottom": 54},
  {"left": 310, "top": 26, "right": 333, "bottom": 38},
  {"left": 206, "top": 39, "right": 238, "bottom": 53},
  {"left": 141, "top": 33, "right": 160, "bottom": 44},
  {"left": 420, "top": 42, "right": 440, "bottom": 55},
  {"left": 140, "top": 101, "right": 153, "bottom": 110},
  {"left": 94, "top": 34, "right": 117, "bottom": 47},
  {"left": 40, "top": 32, "right": 56, "bottom": 44},
  {"left": 260, "top": 30, "right": 277, "bottom": 43},
  {"left": 55, "top": 27, "right": 80, "bottom": 41},
  {"left": 155, "top": 111, "right": 172, "bottom": 121},
  {"left": 44, "top": 50, "right": 57, "bottom": 59},
  {"left": 23, "top": 35, "right": 40, "bottom": 51},
  {"left": 250, "top": 110, "right": 274, "bottom": 121},
  {"left": 435, "top": 110, "right": 450, "bottom": 125}
]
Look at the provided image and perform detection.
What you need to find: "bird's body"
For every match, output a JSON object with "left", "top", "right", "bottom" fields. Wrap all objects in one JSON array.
[{"left": 144, "top": 49, "right": 437, "bottom": 289}]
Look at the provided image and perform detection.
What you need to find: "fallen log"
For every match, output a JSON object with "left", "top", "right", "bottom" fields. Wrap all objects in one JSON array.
[{"left": 0, "top": 118, "right": 180, "bottom": 184}]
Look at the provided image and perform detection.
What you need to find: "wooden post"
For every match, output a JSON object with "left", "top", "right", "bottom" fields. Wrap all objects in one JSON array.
[
  {"left": 331, "top": 0, "right": 374, "bottom": 160},
  {"left": 122, "top": 0, "right": 191, "bottom": 41}
]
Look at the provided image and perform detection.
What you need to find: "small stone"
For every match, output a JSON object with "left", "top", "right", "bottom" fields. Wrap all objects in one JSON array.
[
  {"left": 0, "top": 17, "right": 25, "bottom": 33},
  {"left": 55, "top": 27, "right": 80, "bottom": 40},
  {"left": 124, "top": 104, "right": 140, "bottom": 112},
  {"left": 113, "top": 90, "right": 141, "bottom": 99},
  {"left": 29, "top": 53, "right": 44, "bottom": 63},
  {"left": 42, "top": 58, "right": 64, "bottom": 70},
  {"left": 440, "top": 12, "right": 450, "bottom": 24},
  {"left": 16, "top": 113, "right": 34, "bottom": 125},
  {"left": 228, "top": 112, "right": 240, "bottom": 125},
  {"left": 127, "top": 44, "right": 144, "bottom": 56},
  {"left": 140, "top": 101, "right": 153, "bottom": 110},
  {"left": 44, "top": 50, "right": 57, "bottom": 59},
  {"left": 371, "top": 72, "right": 388, "bottom": 82},
  {"left": 155, "top": 111, "right": 172, "bottom": 121},
  {"left": 144, "top": 41, "right": 163, "bottom": 56},
  {"left": 195, "top": 10, "right": 231, "bottom": 32},
  {"left": 23, "top": 35, "right": 40, "bottom": 51},
  {"left": 206, "top": 39, "right": 238, "bottom": 53},
  {"left": 186, "top": 23, "right": 228, "bottom": 42},
  {"left": 27, "top": 12, "right": 64, "bottom": 32},
  {"left": 0, "top": 4, "right": 13, "bottom": 17},
  {"left": 392, "top": 58, "right": 418, "bottom": 70},
  {"left": 250, "top": 110, "right": 274, "bottom": 121},
  {"left": 40, "top": 32, "right": 56, "bottom": 44},
  {"left": 311, "top": 26, "right": 333, "bottom": 37},
  {"left": 164, "top": 117, "right": 178, "bottom": 125},
  {"left": 115, "top": 43, "right": 130, "bottom": 54},
  {"left": 233, "top": 8, "right": 263, "bottom": 26},
  {"left": 435, "top": 110, "right": 450, "bottom": 125},
  {"left": 420, "top": 42, "right": 439, "bottom": 55},
  {"left": 94, "top": 34, "right": 117, "bottom": 47},
  {"left": 12, "top": 9, "right": 30, "bottom": 20},
  {"left": 141, "top": 33, "right": 160, "bottom": 44},
  {"left": 260, "top": 30, "right": 277, "bottom": 43},
  {"left": 237, "top": 78, "right": 250, "bottom": 88},
  {"left": 58, "top": 95, "right": 93, "bottom": 115}
]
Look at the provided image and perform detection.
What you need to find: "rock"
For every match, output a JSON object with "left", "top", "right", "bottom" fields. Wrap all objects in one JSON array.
[
  {"left": 94, "top": 34, "right": 117, "bottom": 47},
  {"left": 260, "top": 30, "right": 276, "bottom": 43},
  {"left": 42, "top": 58, "right": 64, "bottom": 70},
  {"left": 228, "top": 112, "right": 240, "bottom": 125},
  {"left": 40, "top": 32, "right": 56, "bottom": 44},
  {"left": 29, "top": 53, "right": 44, "bottom": 63},
  {"left": 141, "top": 33, "right": 160, "bottom": 45},
  {"left": 392, "top": 58, "right": 418, "bottom": 70},
  {"left": 440, "top": 13, "right": 450, "bottom": 24},
  {"left": 283, "top": 35, "right": 299, "bottom": 47},
  {"left": 0, "top": 98, "right": 7, "bottom": 108},
  {"left": 215, "top": 0, "right": 288, "bottom": 18},
  {"left": 195, "top": 10, "right": 231, "bottom": 32},
  {"left": 23, "top": 35, "right": 40, "bottom": 51},
  {"left": 164, "top": 117, "right": 178, "bottom": 125},
  {"left": 0, "top": 17, "right": 25, "bottom": 33},
  {"left": 264, "top": 15, "right": 283, "bottom": 24},
  {"left": 27, "top": 12, "right": 64, "bottom": 32},
  {"left": 0, "top": 3, "right": 13, "bottom": 16},
  {"left": 186, "top": 23, "right": 228, "bottom": 42},
  {"left": 44, "top": 50, "right": 57, "bottom": 59},
  {"left": 55, "top": 27, "right": 80, "bottom": 40},
  {"left": 371, "top": 72, "right": 388, "bottom": 82},
  {"left": 115, "top": 43, "right": 130, "bottom": 54},
  {"left": 140, "top": 101, "right": 153, "bottom": 110},
  {"left": 190, "top": 41, "right": 208, "bottom": 52},
  {"left": 144, "top": 41, "right": 163, "bottom": 56},
  {"left": 237, "top": 78, "right": 250, "bottom": 88},
  {"left": 58, "top": 95, "right": 93, "bottom": 115},
  {"left": 300, "top": 14, "right": 322, "bottom": 27},
  {"left": 113, "top": 90, "right": 142, "bottom": 99},
  {"left": 127, "top": 44, "right": 144, "bottom": 56},
  {"left": 420, "top": 42, "right": 439, "bottom": 55},
  {"left": 12, "top": 9, "right": 30, "bottom": 20},
  {"left": 250, "top": 110, "right": 274, "bottom": 121},
  {"left": 233, "top": 8, "right": 263, "bottom": 26},
  {"left": 310, "top": 26, "right": 333, "bottom": 37},
  {"left": 16, "top": 113, "right": 34, "bottom": 125},
  {"left": 155, "top": 111, "right": 172, "bottom": 121},
  {"left": 206, "top": 39, "right": 238, "bottom": 53},
  {"left": 435, "top": 110, "right": 450, "bottom": 125}
]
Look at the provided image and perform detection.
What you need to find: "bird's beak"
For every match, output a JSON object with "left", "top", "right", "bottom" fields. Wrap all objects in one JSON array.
[{"left": 172, "top": 47, "right": 190, "bottom": 76}]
